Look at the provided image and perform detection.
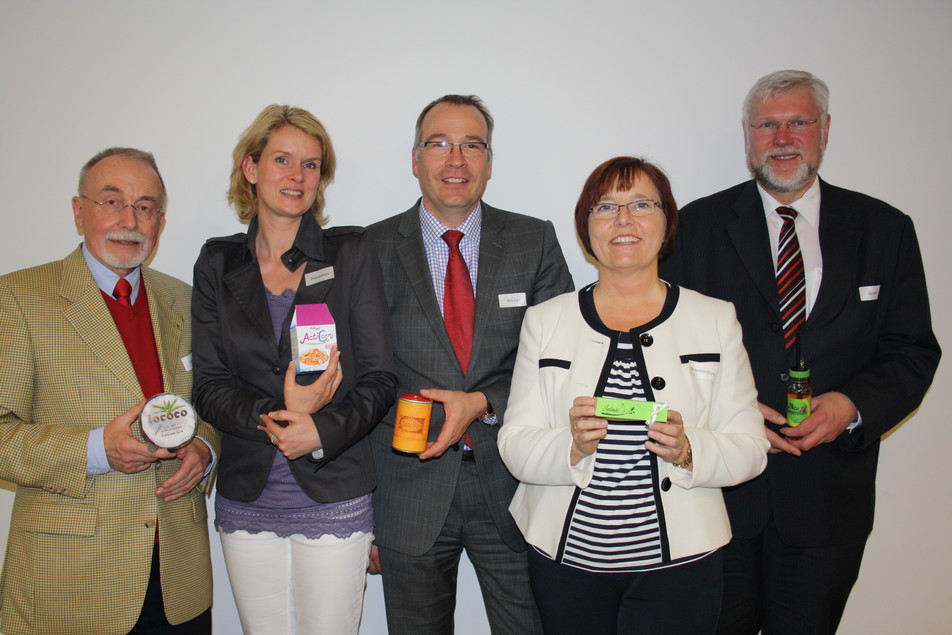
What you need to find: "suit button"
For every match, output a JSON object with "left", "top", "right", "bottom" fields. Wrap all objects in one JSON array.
[
  {"left": 780, "top": 372, "right": 790, "bottom": 383},
  {"left": 639, "top": 333, "right": 654, "bottom": 347},
  {"left": 651, "top": 377, "right": 666, "bottom": 390},
  {"left": 770, "top": 323, "right": 782, "bottom": 333},
  {"left": 661, "top": 477, "right": 671, "bottom": 491},
  {"left": 144, "top": 521, "right": 155, "bottom": 529},
  {"left": 272, "top": 365, "right": 282, "bottom": 375}
]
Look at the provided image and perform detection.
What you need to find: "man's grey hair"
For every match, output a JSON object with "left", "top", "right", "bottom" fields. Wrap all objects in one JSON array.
[
  {"left": 78, "top": 147, "right": 167, "bottom": 209},
  {"left": 742, "top": 70, "right": 830, "bottom": 123}
]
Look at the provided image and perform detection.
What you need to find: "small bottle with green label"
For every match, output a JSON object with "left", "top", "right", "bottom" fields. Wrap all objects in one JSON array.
[{"left": 786, "top": 361, "right": 812, "bottom": 427}]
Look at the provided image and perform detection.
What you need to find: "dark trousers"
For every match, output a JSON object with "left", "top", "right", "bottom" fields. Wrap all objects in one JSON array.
[
  {"left": 716, "top": 518, "right": 867, "bottom": 635},
  {"left": 128, "top": 544, "right": 211, "bottom": 635},
  {"left": 377, "top": 459, "right": 542, "bottom": 635},
  {"left": 528, "top": 547, "right": 723, "bottom": 635}
]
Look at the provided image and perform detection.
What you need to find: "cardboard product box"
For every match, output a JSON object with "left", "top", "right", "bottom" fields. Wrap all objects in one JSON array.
[
  {"left": 290, "top": 303, "right": 337, "bottom": 373},
  {"left": 595, "top": 397, "right": 668, "bottom": 423}
]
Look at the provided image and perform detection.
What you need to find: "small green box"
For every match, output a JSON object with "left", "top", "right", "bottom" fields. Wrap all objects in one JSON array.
[{"left": 595, "top": 398, "right": 668, "bottom": 422}]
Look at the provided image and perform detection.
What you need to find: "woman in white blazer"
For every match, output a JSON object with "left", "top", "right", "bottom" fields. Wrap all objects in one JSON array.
[{"left": 498, "top": 157, "right": 768, "bottom": 634}]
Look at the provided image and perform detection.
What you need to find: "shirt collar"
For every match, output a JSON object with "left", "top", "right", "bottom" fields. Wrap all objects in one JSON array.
[
  {"left": 81, "top": 243, "right": 142, "bottom": 302},
  {"left": 757, "top": 177, "right": 821, "bottom": 227},
  {"left": 418, "top": 200, "right": 483, "bottom": 246},
  {"left": 246, "top": 212, "right": 326, "bottom": 271}
]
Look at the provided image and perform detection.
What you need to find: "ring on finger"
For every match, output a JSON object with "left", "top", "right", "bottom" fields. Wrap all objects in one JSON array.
[{"left": 269, "top": 433, "right": 277, "bottom": 444}]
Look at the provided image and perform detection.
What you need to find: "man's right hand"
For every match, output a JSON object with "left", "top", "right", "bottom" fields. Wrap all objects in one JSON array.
[
  {"left": 104, "top": 399, "right": 174, "bottom": 473},
  {"left": 368, "top": 544, "right": 381, "bottom": 575},
  {"left": 758, "top": 402, "right": 801, "bottom": 456}
]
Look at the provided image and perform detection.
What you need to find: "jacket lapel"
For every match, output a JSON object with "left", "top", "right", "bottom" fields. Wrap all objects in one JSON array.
[
  {"left": 142, "top": 268, "right": 185, "bottom": 390},
  {"left": 472, "top": 204, "right": 505, "bottom": 370},
  {"left": 396, "top": 207, "right": 462, "bottom": 370},
  {"left": 726, "top": 182, "right": 781, "bottom": 317},
  {"left": 223, "top": 257, "right": 276, "bottom": 345},
  {"left": 808, "top": 180, "right": 859, "bottom": 326},
  {"left": 59, "top": 248, "right": 142, "bottom": 397}
]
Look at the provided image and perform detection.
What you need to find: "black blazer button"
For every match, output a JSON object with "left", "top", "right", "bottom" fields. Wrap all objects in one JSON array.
[
  {"left": 651, "top": 377, "right": 666, "bottom": 390},
  {"left": 661, "top": 477, "right": 671, "bottom": 491},
  {"left": 770, "top": 323, "right": 782, "bottom": 333},
  {"left": 639, "top": 333, "right": 654, "bottom": 347},
  {"left": 779, "top": 372, "right": 790, "bottom": 383},
  {"left": 272, "top": 365, "right": 283, "bottom": 375}
]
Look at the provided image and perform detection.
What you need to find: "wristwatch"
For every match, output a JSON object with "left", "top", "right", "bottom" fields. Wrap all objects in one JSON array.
[{"left": 477, "top": 403, "right": 497, "bottom": 426}]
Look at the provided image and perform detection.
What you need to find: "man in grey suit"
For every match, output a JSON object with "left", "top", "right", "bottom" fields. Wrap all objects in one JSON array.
[{"left": 367, "top": 95, "right": 573, "bottom": 634}]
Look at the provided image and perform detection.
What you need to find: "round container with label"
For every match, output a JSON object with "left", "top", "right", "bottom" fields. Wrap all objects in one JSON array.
[
  {"left": 391, "top": 393, "right": 433, "bottom": 454},
  {"left": 140, "top": 392, "right": 197, "bottom": 450}
]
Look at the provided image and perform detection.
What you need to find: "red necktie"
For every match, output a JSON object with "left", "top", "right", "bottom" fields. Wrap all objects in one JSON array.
[
  {"left": 442, "top": 230, "right": 475, "bottom": 373},
  {"left": 776, "top": 207, "right": 805, "bottom": 349},
  {"left": 113, "top": 278, "right": 133, "bottom": 308}
]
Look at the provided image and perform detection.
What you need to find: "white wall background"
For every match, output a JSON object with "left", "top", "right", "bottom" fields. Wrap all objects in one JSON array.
[{"left": 1, "top": 1, "right": 949, "bottom": 633}]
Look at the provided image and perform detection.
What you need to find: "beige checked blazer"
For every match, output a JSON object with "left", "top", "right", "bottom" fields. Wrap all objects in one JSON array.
[{"left": 0, "top": 247, "right": 219, "bottom": 635}]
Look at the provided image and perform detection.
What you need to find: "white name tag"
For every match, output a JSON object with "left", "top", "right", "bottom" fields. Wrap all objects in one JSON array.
[
  {"left": 181, "top": 354, "right": 192, "bottom": 372},
  {"left": 306, "top": 267, "right": 335, "bottom": 286},
  {"left": 858, "top": 285, "right": 880, "bottom": 301},
  {"left": 498, "top": 292, "right": 527, "bottom": 308}
]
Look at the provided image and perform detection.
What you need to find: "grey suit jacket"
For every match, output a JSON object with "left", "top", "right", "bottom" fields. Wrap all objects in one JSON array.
[{"left": 367, "top": 201, "right": 573, "bottom": 555}]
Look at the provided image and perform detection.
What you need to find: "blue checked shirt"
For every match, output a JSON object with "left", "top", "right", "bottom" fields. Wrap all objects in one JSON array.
[{"left": 419, "top": 201, "right": 482, "bottom": 315}]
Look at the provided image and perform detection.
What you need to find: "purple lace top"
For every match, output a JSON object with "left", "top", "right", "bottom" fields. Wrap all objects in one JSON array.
[{"left": 214, "top": 286, "right": 373, "bottom": 539}]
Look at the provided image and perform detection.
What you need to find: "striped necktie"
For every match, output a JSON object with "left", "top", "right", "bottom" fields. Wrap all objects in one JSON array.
[{"left": 776, "top": 206, "right": 806, "bottom": 349}]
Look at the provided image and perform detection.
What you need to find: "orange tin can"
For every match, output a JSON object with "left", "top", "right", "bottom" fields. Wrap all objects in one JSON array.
[{"left": 392, "top": 393, "right": 433, "bottom": 453}]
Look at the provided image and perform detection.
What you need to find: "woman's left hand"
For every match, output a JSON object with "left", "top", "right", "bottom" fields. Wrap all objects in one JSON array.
[
  {"left": 646, "top": 409, "right": 692, "bottom": 468},
  {"left": 258, "top": 411, "right": 321, "bottom": 460},
  {"left": 283, "top": 347, "right": 342, "bottom": 413}
]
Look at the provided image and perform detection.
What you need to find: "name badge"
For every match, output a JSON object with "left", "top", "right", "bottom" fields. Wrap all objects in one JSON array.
[
  {"left": 306, "top": 267, "right": 335, "bottom": 286},
  {"left": 858, "top": 285, "right": 880, "bottom": 301},
  {"left": 181, "top": 354, "right": 192, "bottom": 372},
  {"left": 498, "top": 292, "right": 527, "bottom": 308}
]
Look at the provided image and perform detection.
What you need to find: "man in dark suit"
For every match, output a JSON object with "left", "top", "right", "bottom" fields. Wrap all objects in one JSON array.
[
  {"left": 367, "top": 95, "right": 573, "bottom": 634},
  {"left": 660, "top": 70, "right": 940, "bottom": 634}
]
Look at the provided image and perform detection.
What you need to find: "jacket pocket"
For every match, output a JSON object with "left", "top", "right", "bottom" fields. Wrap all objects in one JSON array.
[
  {"left": 16, "top": 502, "right": 98, "bottom": 536},
  {"left": 680, "top": 353, "right": 720, "bottom": 383}
]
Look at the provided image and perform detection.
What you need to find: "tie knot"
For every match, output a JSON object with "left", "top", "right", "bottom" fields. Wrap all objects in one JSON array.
[
  {"left": 776, "top": 206, "right": 798, "bottom": 222},
  {"left": 442, "top": 229, "right": 464, "bottom": 249},
  {"left": 113, "top": 278, "right": 133, "bottom": 306}
]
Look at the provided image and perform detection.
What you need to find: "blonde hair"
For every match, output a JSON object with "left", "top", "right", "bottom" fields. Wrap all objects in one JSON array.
[{"left": 228, "top": 104, "right": 337, "bottom": 224}]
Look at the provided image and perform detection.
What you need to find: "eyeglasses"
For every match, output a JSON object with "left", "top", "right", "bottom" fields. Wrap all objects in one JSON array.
[
  {"left": 590, "top": 199, "right": 663, "bottom": 220},
  {"left": 748, "top": 117, "right": 822, "bottom": 136},
  {"left": 417, "top": 141, "right": 490, "bottom": 158},
  {"left": 80, "top": 195, "right": 163, "bottom": 220}
]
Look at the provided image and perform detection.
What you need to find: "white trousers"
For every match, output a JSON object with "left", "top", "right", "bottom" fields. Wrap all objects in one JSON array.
[{"left": 219, "top": 529, "right": 373, "bottom": 635}]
